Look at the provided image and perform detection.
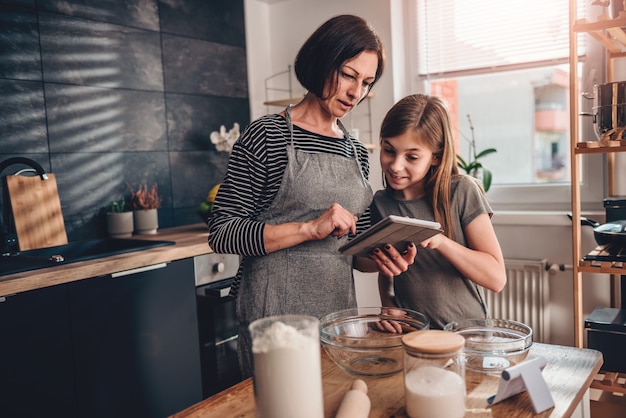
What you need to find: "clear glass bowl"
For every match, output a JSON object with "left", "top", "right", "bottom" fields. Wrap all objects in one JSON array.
[
  {"left": 319, "top": 307, "right": 429, "bottom": 378},
  {"left": 443, "top": 318, "right": 533, "bottom": 374}
]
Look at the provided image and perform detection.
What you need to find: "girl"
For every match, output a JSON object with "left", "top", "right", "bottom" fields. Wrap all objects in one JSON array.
[{"left": 373, "top": 94, "right": 506, "bottom": 329}]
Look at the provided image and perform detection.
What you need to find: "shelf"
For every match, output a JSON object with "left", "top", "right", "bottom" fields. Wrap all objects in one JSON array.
[
  {"left": 263, "top": 97, "right": 303, "bottom": 107},
  {"left": 579, "top": 244, "right": 624, "bottom": 274},
  {"left": 591, "top": 371, "right": 626, "bottom": 395},
  {"left": 263, "top": 92, "right": 376, "bottom": 108},
  {"left": 574, "top": 14, "right": 626, "bottom": 54},
  {"left": 575, "top": 140, "right": 626, "bottom": 153}
]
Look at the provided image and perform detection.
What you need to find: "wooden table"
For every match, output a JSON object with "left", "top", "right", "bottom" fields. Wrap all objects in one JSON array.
[{"left": 172, "top": 343, "right": 602, "bottom": 418}]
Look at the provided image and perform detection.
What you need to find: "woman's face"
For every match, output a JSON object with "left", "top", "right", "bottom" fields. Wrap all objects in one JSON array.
[
  {"left": 380, "top": 132, "right": 439, "bottom": 200},
  {"left": 322, "top": 50, "right": 378, "bottom": 118}
]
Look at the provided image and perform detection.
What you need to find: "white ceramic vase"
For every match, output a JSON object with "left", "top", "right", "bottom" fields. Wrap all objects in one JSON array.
[
  {"left": 133, "top": 209, "right": 158, "bottom": 235},
  {"left": 106, "top": 212, "right": 134, "bottom": 238}
]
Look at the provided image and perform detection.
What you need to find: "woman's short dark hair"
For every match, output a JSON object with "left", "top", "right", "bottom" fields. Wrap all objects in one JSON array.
[{"left": 294, "top": 15, "right": 385, "bottom": 99}]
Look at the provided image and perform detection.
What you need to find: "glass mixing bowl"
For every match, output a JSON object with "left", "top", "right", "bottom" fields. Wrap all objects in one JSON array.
[
  {"left": 444, "top": 318, "right": 533, "bottom": 374},
  {"left": 320, "top": 307, "right": 429, "bottom": 377}
]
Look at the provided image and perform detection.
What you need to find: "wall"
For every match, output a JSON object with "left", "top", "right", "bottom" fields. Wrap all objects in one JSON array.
[
  {"left": 0, "top": 0, "right": 250, "bottom": 241},
  {"left": 493, "top": 213, "right": 612, "bottom": 347}
]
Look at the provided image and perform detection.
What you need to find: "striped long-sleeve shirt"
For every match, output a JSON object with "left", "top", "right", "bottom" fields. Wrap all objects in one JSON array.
[{"left": 207, "top": 113, "right": 372, "bottom": 258}]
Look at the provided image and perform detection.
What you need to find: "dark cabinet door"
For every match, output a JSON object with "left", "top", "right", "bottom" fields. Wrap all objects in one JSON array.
[
  {"left": 0, "top": 285, "right": 76, "bottom": 418},
  {"left": 69, "top": 259, "right": 202, "bottom": 418}
]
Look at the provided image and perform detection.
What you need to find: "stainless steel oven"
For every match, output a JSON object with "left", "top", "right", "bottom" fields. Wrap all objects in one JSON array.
[{"left": 194, "top": 253, "right": 242, "bottom": 398}]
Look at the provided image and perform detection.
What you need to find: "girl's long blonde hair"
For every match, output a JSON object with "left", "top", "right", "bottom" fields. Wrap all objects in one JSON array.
[{"left": 379, "top": 94, "right": 463, "bottom": 239}]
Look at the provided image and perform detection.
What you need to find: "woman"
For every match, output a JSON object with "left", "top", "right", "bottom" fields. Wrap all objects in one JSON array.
[
  {"left": 373, "top": 94, "right": 507, "bottom": 329},
  {"left": 208, "top": 15, "right": 416, "bottom": 378}
]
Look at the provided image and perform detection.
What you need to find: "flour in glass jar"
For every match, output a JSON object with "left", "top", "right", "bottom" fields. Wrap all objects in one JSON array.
[
  {"left": 404, "top": 366, "right": 466, "bottom": 418},
  {"left": 251, "top": 319, "right": 324, "bottom": 418}
]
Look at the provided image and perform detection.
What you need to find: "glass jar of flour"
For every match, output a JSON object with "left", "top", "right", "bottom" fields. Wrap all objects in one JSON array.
[
  {"left": 249, "top": 314, "right": 323, "bottom": 418},
  {"left": 401, "top": 330, "right": 466, "bottom": 418}
]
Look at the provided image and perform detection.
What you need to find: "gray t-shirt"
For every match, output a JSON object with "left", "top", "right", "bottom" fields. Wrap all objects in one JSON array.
[{"left": 370, "top": 175, "right": 492, "bottom": 329}]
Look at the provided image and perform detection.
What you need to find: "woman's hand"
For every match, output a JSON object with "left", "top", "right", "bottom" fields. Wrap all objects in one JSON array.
[
  {"left": 263, "top": 203, "right": 360, "bottom": 253},
  {"left": 307, "top": 203, "right": 358, "bottom": 240}
]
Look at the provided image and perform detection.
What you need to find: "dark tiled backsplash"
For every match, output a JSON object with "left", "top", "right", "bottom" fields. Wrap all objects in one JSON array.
[
  {"left": 0, "top": 0, "right": 249, "bottom": 241},
  {"left": 45, "top": 84, "right": 168, "bottom": 153},
  {"left": 39, "top": 0, "right": 161, "bottom": 31}
]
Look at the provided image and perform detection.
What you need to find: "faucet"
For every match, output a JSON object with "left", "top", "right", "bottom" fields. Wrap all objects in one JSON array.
[{"left": 0, "top": 157, "right": 49, "bottom": 255}]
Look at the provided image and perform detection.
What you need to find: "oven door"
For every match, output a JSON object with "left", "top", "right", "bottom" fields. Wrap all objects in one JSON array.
[{"left": 196, "top": 277, "right": 241, "bottom": 398}]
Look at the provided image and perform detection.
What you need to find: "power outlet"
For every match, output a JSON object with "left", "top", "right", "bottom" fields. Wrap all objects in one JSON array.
[{"left": 1, "top": 232, "right": 18, "bottom": 254}]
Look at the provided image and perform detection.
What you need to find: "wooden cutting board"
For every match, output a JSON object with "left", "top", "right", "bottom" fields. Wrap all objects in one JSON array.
[{"left": 5, "top": 173, "right": 68, "bottom": 251}]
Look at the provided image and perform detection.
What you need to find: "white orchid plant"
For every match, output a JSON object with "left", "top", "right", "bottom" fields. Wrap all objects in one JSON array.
[{"left": 210, "top": 122, "right": 240, "bottom": 153}]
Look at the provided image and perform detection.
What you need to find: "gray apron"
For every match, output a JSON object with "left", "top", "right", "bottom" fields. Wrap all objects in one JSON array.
[{"left": 237, "top": 106, "right": 373, "bottom": 377}]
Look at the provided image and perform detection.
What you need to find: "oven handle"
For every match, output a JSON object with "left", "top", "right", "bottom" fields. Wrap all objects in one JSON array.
[
  {"left": 198, "top": 278, "right": 234, "bottom": 299},
  {"left": 208, "top": 285, "right": 231, "bottom": 298},
  {"left": 216, "top": 334, "right": 238, "bottom": 347}
]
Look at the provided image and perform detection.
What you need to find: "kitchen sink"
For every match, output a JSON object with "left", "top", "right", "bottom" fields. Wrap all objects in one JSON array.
[{"left": 0, "top": 238, "right": 175, "bottom": 277}]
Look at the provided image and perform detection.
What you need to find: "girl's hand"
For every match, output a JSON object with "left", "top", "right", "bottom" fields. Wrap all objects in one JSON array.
[
  {"left": 370, "top": 319, "right": 404, "bottom": 334},
  {"left": 419, "top": 233, "right": 445, "bottom": 249},
  {"left": 368, "top": 243, "right": 417, "bottom": 277},
  {"left": 370, "top": 308, "right": 416, "bottom": 334}
]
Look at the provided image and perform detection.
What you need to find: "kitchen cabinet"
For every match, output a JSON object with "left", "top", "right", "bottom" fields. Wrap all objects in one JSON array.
[
  {"left": 0, "top": 257, "right": 203, "bottom": 418},
  {"left": 69, "top": 259, "right": 202, "bottom": 418},
  {"left": 0, "top": 285, "right": 76, "bottom": 417},
  {"left": 568, "top": 0, "right": 626, "bottom": 390}
]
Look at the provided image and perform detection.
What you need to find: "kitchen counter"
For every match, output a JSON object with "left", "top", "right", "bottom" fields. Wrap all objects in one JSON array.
[
  {"left": 0, "top": 223, "right": 212, "bottom": 297},
  {"left": 171, "top": 343, "right": 602, "bottom": 418}
]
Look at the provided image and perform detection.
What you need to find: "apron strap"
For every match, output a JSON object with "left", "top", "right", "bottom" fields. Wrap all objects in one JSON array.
[
  {"left": 284, "top": 105, "right": 295, "bottom": 146},
  {"left": 283, "top": 106, "right": 368, "bottom": 184}
]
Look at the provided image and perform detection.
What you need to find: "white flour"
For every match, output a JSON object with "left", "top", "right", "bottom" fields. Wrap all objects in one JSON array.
[
  {"left": 252, "top": 320, "right": 324, "bottom": 418},
  {"left": 405, "top": 366, "right": 466, "bottom": 418}
]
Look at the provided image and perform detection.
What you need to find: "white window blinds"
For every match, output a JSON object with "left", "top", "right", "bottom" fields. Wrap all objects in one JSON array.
[{"left": 416, "top": 0, "right": 587, "bottom": 77}]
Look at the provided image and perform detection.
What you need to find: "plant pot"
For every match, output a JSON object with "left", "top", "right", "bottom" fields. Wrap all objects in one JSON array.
[
  {"left": 133, "top": 209, "right": 158, "bottom": 235},
  {"left": 106, "top": 212, "right": 134, "bottom": 238}
]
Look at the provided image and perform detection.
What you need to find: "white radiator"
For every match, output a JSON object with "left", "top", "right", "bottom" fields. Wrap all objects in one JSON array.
[{"left": 485, "top": 258, "right": 550, "bottom": 343}]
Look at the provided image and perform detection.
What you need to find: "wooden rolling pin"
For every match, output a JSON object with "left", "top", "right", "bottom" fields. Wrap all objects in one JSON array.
[{"left": 335, "top": 379, "right": 371, "bottom": 418}]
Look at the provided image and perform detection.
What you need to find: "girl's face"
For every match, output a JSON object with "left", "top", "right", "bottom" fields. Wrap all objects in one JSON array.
[
  {"left": 380, "top": 131, "right": 440, "bottom": 200},
  {"left": 322, "top": 50, "right": 377, "bottom": 118}
]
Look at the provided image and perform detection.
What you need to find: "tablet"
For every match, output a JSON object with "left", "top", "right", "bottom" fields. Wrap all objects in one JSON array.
[{"left": 338, "top": 215, "right": 443, "bottom": 257}]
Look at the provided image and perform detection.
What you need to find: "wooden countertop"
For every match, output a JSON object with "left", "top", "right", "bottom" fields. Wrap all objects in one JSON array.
[
  {"left": 172, "top": 343, "right": 603, "bottom": 418},
  {"left": 0, "top": 224, "right": 212, "bottom": 297}
]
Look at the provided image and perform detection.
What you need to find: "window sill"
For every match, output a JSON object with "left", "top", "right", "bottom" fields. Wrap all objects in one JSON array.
[{"left": 492, "top": 210, "right": 605, "bottom": 227}]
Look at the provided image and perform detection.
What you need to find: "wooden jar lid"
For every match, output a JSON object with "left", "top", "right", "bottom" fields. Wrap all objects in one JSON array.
[{"left": 401, "top": 330, "right": 465, "bottom": 354}]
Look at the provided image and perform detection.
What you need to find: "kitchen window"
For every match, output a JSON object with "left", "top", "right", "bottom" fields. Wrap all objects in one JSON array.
[{"left": 409, "top": 0, "right": 605, "bottom": 211}]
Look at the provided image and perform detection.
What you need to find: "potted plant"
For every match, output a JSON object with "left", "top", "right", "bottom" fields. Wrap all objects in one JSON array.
[
  {"left": 106, "top": 197, "right": 133, "bottom": 238},
  {"left": 127, "top": 182, "right": 162, "bottom": 234},
  {"left": 457, "top": 114, "right": 497, "bottom": 192}
]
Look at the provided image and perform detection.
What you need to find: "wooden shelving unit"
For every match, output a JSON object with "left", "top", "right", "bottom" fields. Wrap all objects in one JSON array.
[{"left": 569, "top": 2, "right": 626, "bottom": 353}]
